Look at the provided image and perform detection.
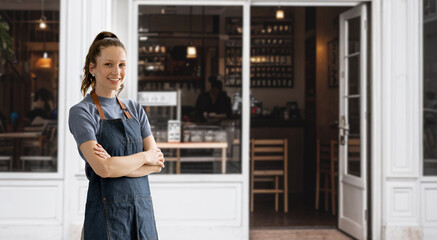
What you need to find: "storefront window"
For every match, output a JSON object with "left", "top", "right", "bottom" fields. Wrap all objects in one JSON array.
[
  {"left": 423, "top": 0, "right": 437, "bottom": 175},
  {"left": 0, "top": 2, "right": 60, "bottom": 172},
  {"left": 137, "top": 6, "right": 243, "bottom": 174}
]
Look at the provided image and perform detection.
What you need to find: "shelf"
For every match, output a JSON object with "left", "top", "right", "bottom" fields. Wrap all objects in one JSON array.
[{"left": 139, "top": 76, "right": 201, "bottom": 81}]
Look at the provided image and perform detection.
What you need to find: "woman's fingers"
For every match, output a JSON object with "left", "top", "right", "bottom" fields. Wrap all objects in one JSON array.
[{"left": 94, "top": 144, "right": 111, "bottom": 159}]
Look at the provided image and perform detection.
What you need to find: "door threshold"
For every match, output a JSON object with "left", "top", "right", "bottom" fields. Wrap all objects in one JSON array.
[
  {"left": 250, "top": 226, "right": 338, "bottom": 230},
  {"left": 250, "top": 228, "right": 353, "bottom": 240}
]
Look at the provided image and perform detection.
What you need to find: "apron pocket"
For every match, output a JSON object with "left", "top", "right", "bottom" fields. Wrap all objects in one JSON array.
[
  {"left": 136, "top": 196, "right": 158, "bottom": 240},
  {"left": 103, "top": 196, "right": 135, "bottom": 239}
]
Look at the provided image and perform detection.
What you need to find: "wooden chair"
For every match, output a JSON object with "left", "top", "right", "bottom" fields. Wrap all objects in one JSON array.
[
  {"left": 315, "top": 139, "right": 338, "bottom": 215},
  {"left": 250, "top": 139, "right": 288, "bottom": 212},
  {"left": 20, "top": 125, "right": 57, "bottom": 172}
]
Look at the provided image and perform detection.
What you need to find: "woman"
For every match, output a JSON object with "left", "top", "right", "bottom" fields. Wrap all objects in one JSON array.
[{"left": 69, "top": 31, "right": 164, "bottom": 240}]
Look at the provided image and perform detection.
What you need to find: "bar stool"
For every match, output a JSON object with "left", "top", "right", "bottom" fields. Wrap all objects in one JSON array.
[
  {"left": 250, "top": 138, "right": 288, "bottom": 212},
  {"left": 315, "top": 139, "right": 338, "bottom": 215}
]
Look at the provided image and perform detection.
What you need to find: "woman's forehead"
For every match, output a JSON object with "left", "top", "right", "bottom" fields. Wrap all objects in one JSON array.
[{"left": 98, "top": 46, "right": 126, "bottom": 60}]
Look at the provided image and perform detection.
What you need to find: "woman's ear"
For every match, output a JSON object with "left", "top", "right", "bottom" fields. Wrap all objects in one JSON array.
[{"left": 89, "top": 62, "right": 95, "bottom": 75}]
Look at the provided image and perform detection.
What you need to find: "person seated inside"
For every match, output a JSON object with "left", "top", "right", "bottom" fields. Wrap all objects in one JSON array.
[
  {"left": 195, "top": 78, "right": 232, "bottom": 122},
  {"left": 27, "top": 88, "right": 56, "bottom": 121}
]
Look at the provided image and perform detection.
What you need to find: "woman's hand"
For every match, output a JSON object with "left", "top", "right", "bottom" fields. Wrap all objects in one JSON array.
[
  {"left": 94, "top": 143, "right": 111, "bottom": 159},
  {"left": 93, "top": 143, "right": 164, "bottom": 177},
  {"left": 144, "top": 147, "right": 165, "bottom": 168}
]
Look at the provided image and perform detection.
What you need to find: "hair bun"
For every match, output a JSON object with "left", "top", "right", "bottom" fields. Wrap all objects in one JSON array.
[{"left": 95, "top": 31, "right": 119, "bottom": 41}]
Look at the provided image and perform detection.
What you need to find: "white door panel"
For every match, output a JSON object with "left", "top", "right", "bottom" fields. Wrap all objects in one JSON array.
[{"left": 338, "top": 3, "right": 368, "bottom": 240}]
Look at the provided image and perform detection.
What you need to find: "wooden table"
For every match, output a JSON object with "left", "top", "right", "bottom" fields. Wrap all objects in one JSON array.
[
  {"left": 0, "top": 132, "right": 42, "bottom": 170},
  {"left": 157, "top": 142, "right": 228, "bottom": 174}
]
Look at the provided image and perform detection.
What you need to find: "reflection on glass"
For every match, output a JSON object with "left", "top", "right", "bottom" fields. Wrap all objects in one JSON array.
[
  {"left": 0, "top": 5, "right": 60, "bottom": 172},
  {"left": 348, "top": 55, "right": 360, "bottom": 95},
  {"left": 348, "top": 98, "right": 360, "bottom": 136},
  {"left": 347, "top": 17, "right": 361, "bottom": 55},
  {"left": 347, "top": 138, "right": 361, "bottom": 177},
  {"left": 423, "top": 0, "right": 437, "bottom": 175},
  {"left": 138, "top": 6, "right": 242, "bottom": 174}
]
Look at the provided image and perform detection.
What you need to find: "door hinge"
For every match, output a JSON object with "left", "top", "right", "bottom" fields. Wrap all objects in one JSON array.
[{"left": 365, "top": 209, "right": 368, "bottom": 221}]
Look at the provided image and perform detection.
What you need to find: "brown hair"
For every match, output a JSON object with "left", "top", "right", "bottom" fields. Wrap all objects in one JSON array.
[{"left": 81, "top": 31, "right": 127, "bottom": 97}]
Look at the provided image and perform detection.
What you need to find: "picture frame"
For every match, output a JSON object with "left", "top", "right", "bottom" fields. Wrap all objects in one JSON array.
[{"left": 327, "top": 38, "right": 339, "bottom": 88}]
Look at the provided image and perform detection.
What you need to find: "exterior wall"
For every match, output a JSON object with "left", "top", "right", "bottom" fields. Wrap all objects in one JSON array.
[
  {"left": 381, "top": 0, "right": 437, "bottom": 239},
  {"left": 64, "top": 1, "right": 250, "bottom": 240},
  {"left": 3, "top": 0, "right": 437, "bottom": 240}
]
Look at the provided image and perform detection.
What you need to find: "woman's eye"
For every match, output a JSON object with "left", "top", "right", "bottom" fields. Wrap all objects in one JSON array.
[
  {"left": 105, "top": 63, "right": 112, "bottom": 66},
  {"left": 120, "top": 64, "right": 126, "bottom": 67}
]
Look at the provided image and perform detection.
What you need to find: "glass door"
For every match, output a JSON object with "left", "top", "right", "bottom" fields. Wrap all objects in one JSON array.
[{"left": 338, "top": 4, "right": 368, "bottom": 240}]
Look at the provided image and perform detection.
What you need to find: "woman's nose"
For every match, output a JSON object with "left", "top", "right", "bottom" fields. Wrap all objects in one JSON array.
[{"left": 112, "top": 66, "right": 121, "bottom": 75}]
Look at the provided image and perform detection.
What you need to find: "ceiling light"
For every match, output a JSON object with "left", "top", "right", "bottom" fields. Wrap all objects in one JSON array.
[
  {"left": 276, "top": 9, "right": 284, "bottom": 19},
  {"left": 39, "top": 16, "right": 47, "bottom": 29},
  {"left": 186, "top": 44, "right": 197, "bottom": 59},
  {"left": 39, "top": 0, "right": 47, "bottom": 29}
]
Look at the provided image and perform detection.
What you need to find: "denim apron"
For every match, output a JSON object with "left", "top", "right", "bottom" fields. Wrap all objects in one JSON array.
[{"left": 83, "top": 91, "right": 158, "bottom": 240}]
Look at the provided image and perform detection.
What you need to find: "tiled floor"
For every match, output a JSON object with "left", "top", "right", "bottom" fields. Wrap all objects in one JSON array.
[{"left": 250, "top": 229, "right": 353, "bottom": 240}]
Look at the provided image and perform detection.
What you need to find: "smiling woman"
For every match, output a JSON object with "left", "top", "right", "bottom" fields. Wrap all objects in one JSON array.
[
  {"left": 69, "top": 31, "right": 163, "bottom": 239},
  {"left": 89, "top": 46, "right": 127, "bottom": 98}
]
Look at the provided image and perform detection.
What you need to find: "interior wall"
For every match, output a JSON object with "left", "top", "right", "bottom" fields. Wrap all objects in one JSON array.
[
  {"left": 315, "top": 7, "right": 350, "bottom": 142},
  {"left": 245, "top": 7, "right": 306, "bottom": 114}
]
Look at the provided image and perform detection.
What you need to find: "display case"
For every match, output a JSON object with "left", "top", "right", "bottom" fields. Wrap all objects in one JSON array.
[{"left": 225, "top": 17, "right": 294, "bottom": 88}]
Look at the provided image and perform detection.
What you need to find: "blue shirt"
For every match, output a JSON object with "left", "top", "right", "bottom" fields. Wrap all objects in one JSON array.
[{"left": 68, "top": 94, "right": 152, "bottom": 160}]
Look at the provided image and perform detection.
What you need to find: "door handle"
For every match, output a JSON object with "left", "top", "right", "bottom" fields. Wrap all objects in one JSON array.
[{"left": 339, "top": 115, "right": 348, "bottom": 145}]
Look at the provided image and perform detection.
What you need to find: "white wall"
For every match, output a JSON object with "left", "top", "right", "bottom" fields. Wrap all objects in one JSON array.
[{"left": 381, "top": 0, "right": 436, "bottom": 239}]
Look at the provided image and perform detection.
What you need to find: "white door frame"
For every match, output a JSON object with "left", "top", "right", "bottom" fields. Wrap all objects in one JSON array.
[{"left": 251, "top": 1, "right": 382, "bottom": 240}]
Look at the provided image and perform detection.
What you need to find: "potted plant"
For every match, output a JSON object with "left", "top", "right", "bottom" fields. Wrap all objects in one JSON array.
[{"left": 0, "top": 15, "right": 14, "bottom": 76}]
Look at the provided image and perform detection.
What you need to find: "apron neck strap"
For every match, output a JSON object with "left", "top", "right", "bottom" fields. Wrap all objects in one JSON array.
[
  {"left": 90, "top": 91, "right": 132, "bottom": 120},
  {"left": 116, "top": 96, "right": 132, "bottom": 119}
]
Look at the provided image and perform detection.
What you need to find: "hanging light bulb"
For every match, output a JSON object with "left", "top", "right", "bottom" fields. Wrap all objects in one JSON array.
[
  {"left": 39, "top": 0, "right": 47, "bottom": 29},
  {"left": 186, "top": 7, "right": 197, "bottom": 59},
  {"left": 276, "top": 8, "right": 285, "bottom": 19},
  {"left": 39, "top": 16, "right": 47, "bottom": 29},
  {"left": 186, "top": 42, "right": 197, "bottom": 59}
]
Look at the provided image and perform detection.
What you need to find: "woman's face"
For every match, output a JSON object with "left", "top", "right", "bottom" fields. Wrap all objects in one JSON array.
[{"left": 90, "top": 46, "right": 126, "bottom": 96}]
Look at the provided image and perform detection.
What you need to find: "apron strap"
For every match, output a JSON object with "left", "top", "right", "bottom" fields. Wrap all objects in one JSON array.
[
  {"left": 90, "top": 90, "right": 132, "bottom": 120},
  {"left": 116, "top": 97, "right": 132, "bottom": 119},
  {"left": 90, "top": 91, "right": 106, "bottom": 120}
]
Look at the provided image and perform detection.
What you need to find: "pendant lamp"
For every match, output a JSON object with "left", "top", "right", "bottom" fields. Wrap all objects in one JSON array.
[
  {"left": 276, "top": 8, "right": 285, "bottom": 20},
  {"left": 186, "top": 6, "right": 197, "bottom": 59},
  {"left": 39, "top": 0, "right": 47, "bottom": 29},
  {"left": 36, "top": 23, "right": 52, "bottom": 68}
]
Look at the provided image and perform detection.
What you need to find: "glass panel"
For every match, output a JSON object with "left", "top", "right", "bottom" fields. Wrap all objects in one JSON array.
[
  {"left": 347, "top": 137, "right": 361, "bottom": 177},
  {"left": 348, "top": 55, "right": 360, "bottom": 95},
  {"left": 138, "top": 6, "right": 243, "bottom": 174},
  {"left": 348, "top": 96, "right": 360, "bottom": 177},
  {"left": 423, "top": 0, "right": 437, "bottom": 175},
  {"left": 0, "top": 3, "right": 60, "bottom": 172},
  {"left": 348, "top": 98, "right": 360, "bottom": 136},
  {"left": 347, "top": 17, "right": 361, "bottom": 55}
]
